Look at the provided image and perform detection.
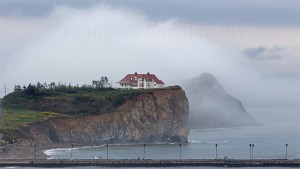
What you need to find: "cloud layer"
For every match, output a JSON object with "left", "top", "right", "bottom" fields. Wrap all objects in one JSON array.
[
  {"left": 0, "top": 4, "right": 299, "bottom": 113},
  {"left": 1, "top": 0, "right": 299, "bottom": 27}
]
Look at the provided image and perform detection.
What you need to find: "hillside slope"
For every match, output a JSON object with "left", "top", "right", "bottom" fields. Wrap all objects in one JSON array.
[
  {"left": 183, "top": 73, "right": 258, "bottom": 129},
  {"left": 1, "top": 86, "right": 189, "bottom": 145}
]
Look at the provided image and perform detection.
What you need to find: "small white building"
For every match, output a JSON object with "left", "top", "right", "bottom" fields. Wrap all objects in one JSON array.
[{"left": 117, "top": 72, "right": 165, "bottom": 89}]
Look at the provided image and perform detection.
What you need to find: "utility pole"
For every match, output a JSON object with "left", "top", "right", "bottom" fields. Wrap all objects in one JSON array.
[
  {"left": 4, "top": 83, "right": 7, "bottom": 96},
  {"left": 106, "top": 144, "right": 109, "bottom": 160},
  {"left": 179, "top": 144, "right": 182, "bottom": 160},
  {"left": 250, "top": 144, "right": 252, "bottom": 159},
  {"left": 286, "top": 144, "right": 288, "bottom": 159},
  {"left": 71, "top": 144, "right": 73, "bottom": 160},
  {"left": 215, "top": 144, "right": 218, "bottom": 160},
  {"left": 251, "top": 144, "right": 254, "bottom": 159},
  {"left": 143, "top": 144, "right": 146, "bottom": 159}
]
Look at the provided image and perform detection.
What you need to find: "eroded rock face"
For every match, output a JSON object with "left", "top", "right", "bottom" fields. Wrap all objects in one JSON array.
[{"left": 21, "top": 87, "right": 189, "bottom": 145}]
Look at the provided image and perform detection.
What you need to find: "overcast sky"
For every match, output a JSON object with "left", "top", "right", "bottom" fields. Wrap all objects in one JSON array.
[{"left": 0, "top": 0, "right": 299, "bottom": 114}]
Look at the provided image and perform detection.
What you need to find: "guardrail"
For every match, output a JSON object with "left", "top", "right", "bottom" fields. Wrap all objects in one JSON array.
[{"left": 0, "top": 159, "right": 299, "bottom": 167}]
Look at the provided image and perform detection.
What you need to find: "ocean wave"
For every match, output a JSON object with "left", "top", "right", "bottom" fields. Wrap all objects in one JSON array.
[
  {"left": 44, "top": 147, "right": 70, "bottom": 157},
  {"left": 190, "top": 127, "right": 235, "bottom": 132},
  {"left": 189, "top": 139, "right": 229, "bottom": 144},
  {"left": 44, "top": 144, "right": 113, "bottom": 159},
  {"left": 190, "top": 125, "right": 264, "bottom": 132}
]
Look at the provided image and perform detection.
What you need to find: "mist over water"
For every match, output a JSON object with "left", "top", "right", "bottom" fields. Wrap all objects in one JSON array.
[
  {"left": 183, "top": 73, "right": 259, "bottom": 129},
  {"left": 1, "top": 3, "right": 299, "bottom": 118}
]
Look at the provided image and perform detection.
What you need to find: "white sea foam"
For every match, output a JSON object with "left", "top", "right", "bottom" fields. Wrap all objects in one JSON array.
[
  {"left": 190, "top": 125, "right": 264, "bottom": 132},
  {"left": 189, "top": 139, "right": 229, "bottom": 144},
  {"left": 44, "top": 144, "right": 107, "bottom": 159},
  {"left": 44, "top": 147, "right": 70, "bottom": 159},
  {"left": 189, "top": 139, "right": 203, "bottom": 143}
]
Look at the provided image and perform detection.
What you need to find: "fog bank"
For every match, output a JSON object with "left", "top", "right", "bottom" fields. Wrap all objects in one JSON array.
[{"left": 0, "top": 4, "right": 299, "bottom": 117}]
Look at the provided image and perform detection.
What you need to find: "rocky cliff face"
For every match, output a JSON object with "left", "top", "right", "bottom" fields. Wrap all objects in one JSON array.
[
  {"left": 20, "top": 86, "right": 189, "bottom": 145},
  {"left": 183, "top": 73, "right": 258, "bottom": 129}
]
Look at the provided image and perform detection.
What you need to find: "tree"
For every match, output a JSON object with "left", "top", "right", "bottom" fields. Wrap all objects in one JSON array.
[
  {"left": 100, "top": 76, "right": 110, "bottom": 88},
  {"left": 14, "top": 85, "right": 22, "bottom": 93},
  {"left": 92, "top": 80, "right": 99, "bottom": 88},
  {"left": 36, "top": 82, "right": 42, "bottom": 89},
  {"left": 25, "top": 83, "right": 37, "bottom": 96},
  {"left": 49, "top": 82, "right": 56, "bottom": 89},
  {"left": 92, "top": 76, "right": 111, "bottom": 88}
]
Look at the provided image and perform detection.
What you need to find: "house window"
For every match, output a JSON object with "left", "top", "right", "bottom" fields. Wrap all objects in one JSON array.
[
  {"left": 147, "top": 83, "right": 150, "bottom": 87},
  {"left": 154, "top": 84, "right": 157, "bottom": 86}
]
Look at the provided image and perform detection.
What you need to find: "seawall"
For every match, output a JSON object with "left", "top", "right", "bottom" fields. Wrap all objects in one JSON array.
[{"left": 0, "top": 159, "right": 299, "bottom": 167}]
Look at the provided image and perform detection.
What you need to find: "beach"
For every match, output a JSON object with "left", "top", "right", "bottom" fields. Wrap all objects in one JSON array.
[{"left": 0, "top": 143, "right": 74, "bottom": 159}]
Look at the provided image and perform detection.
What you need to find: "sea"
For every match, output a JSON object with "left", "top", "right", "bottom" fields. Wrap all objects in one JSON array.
[{"left": 6, "top": 110, "right": 300, "bottom": 169}]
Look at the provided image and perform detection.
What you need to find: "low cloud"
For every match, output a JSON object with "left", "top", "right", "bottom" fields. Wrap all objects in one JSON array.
[
  {"left": 244, "top": 46, "right": 284, "bottom": 60},
  {"left": 0, "top": 4, "right": 299, "bottom": 113},
  {"left": 241, "top": 46, "right": 299, "bottom": 79},
  {"left": 1, "top": 0, "right": 299, "bottom": 27}
]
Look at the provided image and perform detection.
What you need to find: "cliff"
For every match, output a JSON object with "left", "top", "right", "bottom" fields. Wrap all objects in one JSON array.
[
  {"left": 16, "top": 86, "right": 189, "bottom": 145},
  {"left": 183, "top": 73, "right": 258, "bottom": 129}
]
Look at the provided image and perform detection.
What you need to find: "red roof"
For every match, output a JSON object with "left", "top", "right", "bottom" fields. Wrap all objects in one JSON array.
[{"left": 119, "top": 73, "right": 164, "bottom": 85}]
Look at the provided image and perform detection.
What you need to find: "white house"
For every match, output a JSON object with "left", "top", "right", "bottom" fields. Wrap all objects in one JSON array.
[{"left": 117, "top": 72, "right": 165, "bottom": 89}]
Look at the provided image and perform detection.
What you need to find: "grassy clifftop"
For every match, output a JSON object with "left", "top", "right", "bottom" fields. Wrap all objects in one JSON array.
[{"left": 1, "top": 84, "right": 182, "bottom": 142}]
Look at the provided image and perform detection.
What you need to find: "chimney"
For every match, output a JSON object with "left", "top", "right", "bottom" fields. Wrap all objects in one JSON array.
[
  {"left": 147, "top": 72, "right": 150, "bottom": 75},
  {"left": 135, "top": 72, "right": 137, "bottom": 75}
]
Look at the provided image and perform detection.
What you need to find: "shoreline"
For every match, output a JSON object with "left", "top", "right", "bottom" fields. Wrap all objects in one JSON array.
[
  {"left": 0, "top": 143, "right": 87, "bottom": 160},
  {"left": 0, "top": 142, "right": 183, "bottom": 160}
]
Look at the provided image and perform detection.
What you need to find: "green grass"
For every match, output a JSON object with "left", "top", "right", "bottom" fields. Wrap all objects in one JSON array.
[
  {"left": 0, "top": 108, "right": 60, "bottom": 142},
  {"left": 0, "top": 86, "right": 181, "bottom": 142},
  {"left": 0, "top": 109, "right": 57, "bottom": 130},
  {"left": 0, "top": 88, "right": 157, "bottom": 142},
  {"left": 4, "top": 88, "right": 150, "bottom": 114}
]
